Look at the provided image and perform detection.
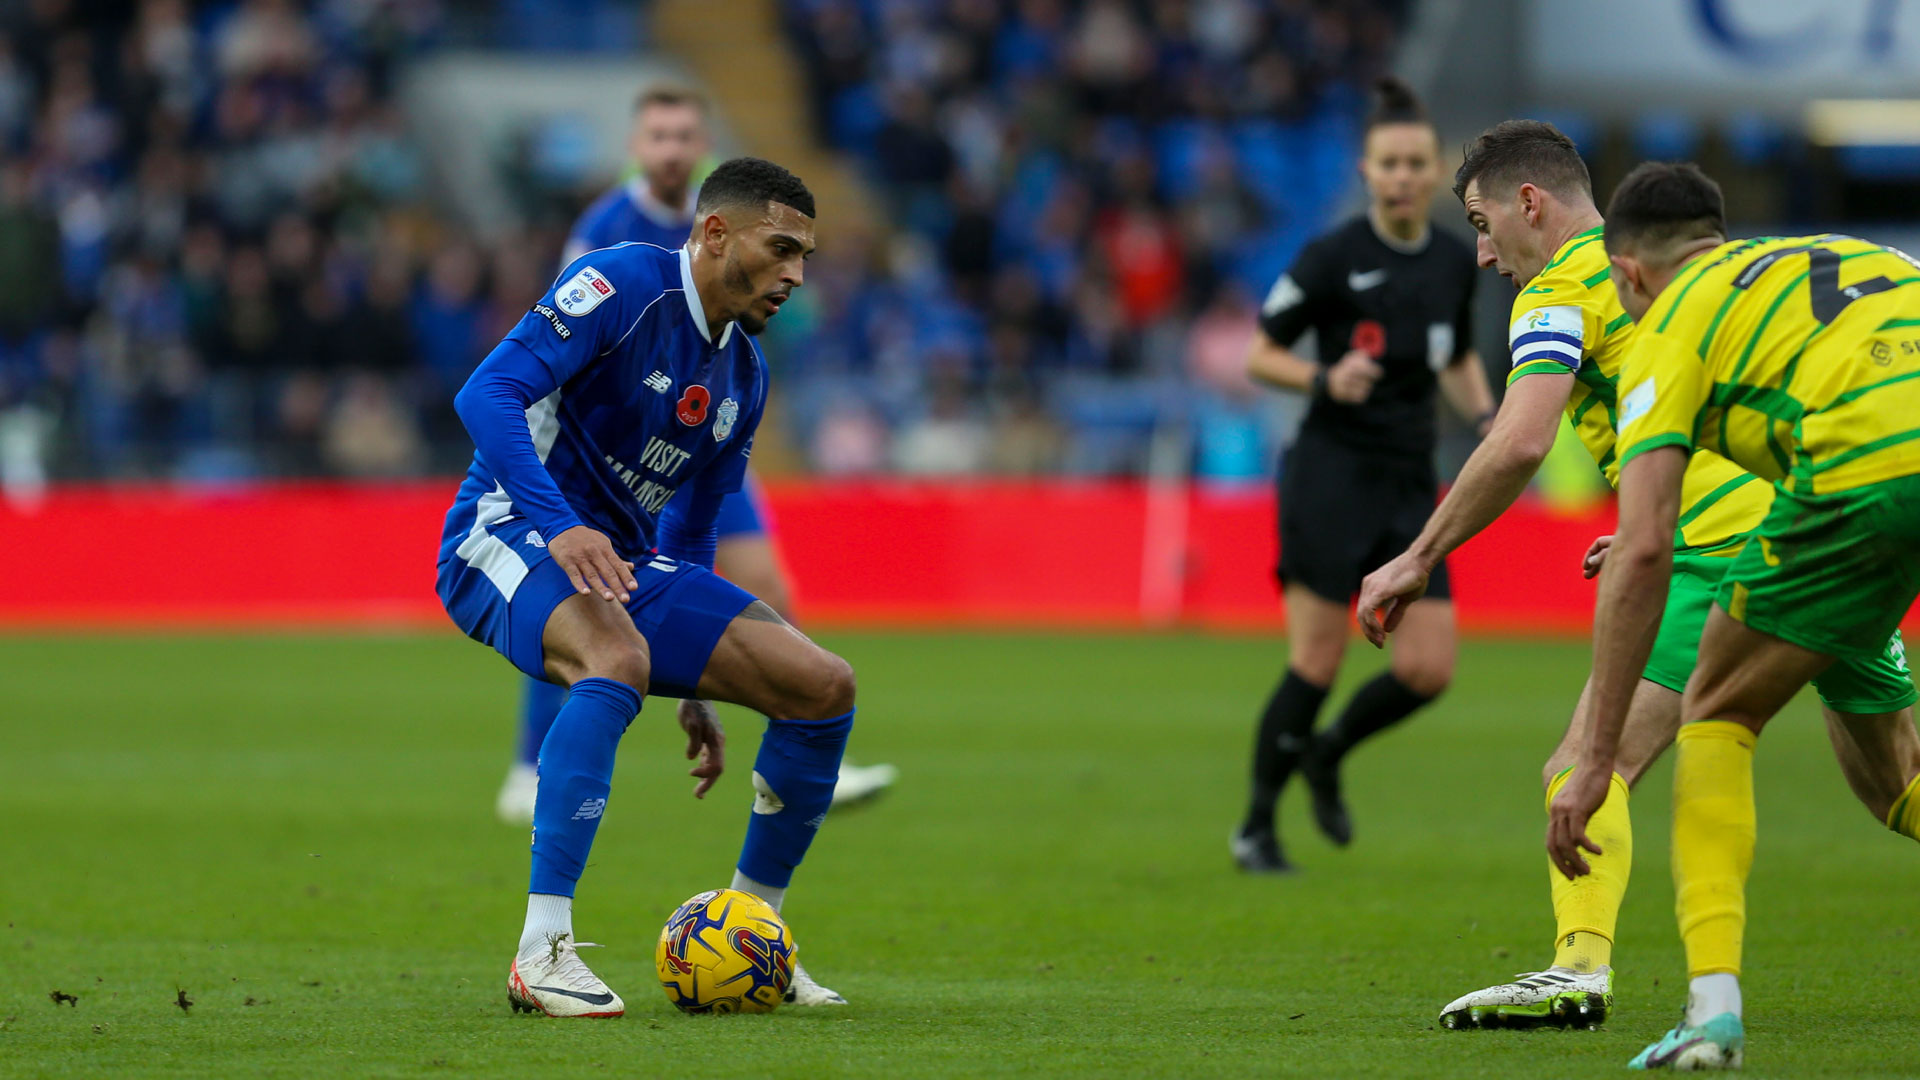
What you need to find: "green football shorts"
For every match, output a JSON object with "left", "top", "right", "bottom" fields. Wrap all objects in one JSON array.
[
  {"left": 1644, "top": 550, "right": 1916, "bottom": 713},
  {"left": 1720, "top": 474, "right": 1920, "bottom": 672}
]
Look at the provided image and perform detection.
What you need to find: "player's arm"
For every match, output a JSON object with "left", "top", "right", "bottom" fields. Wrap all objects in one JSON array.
[
  {"left": 1436, "top": 270, "right": 1495, "bottom": 435},
  {"left": 1547, "top": 443, "right": 1686, "bottom": 877},
  {"left": 1436, "top": 351, "right": 1496, "bottom": 437},
  {"left": 457, "top": 255, "right": 647, "bottom": 602},
  {"left": 1547, "top": 334, "right": 1705, "bottom": 874},
  {"left": 1356, "top": 370, "right": 1572, "bottom": 644}
]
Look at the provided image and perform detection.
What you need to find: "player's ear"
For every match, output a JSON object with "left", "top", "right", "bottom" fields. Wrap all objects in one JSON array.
[
  {"left": 1517, "top": 183, "right": 1542, "bottom": 226},
  {"left": 1609, "top": 253, "right": 1642, "bottom": 299},
  {"left": 699, "top": 211, "right": 729, "bottom": 253}
]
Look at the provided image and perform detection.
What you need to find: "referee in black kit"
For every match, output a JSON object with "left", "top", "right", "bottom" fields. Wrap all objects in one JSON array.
[{"left": 1233, "top": 78, "right": 1494, "bottom": 873}]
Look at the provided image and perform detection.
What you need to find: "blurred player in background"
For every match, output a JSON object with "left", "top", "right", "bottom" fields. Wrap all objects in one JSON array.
[
  {"left": 1550, "top": 163, "right": 1920, "bottom": 1069},
  {"left": 1356, "top": 122, "right": 1919, "bottom": 1032},
  {"left": 441, "top": 158, "right": 855, "bottom": 1016},
  {"left": 496, "top": 85, "right": 894, "bottom": 826},
  {"left": 1233, "top": 77, "right": 1493, "bottom": 873}
]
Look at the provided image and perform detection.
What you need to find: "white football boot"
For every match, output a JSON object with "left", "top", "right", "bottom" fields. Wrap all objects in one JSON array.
[
  {"left": 784, "top": 961, "right": 848, "bottom": 1006},
  {"left": 495, "top": 763, "right": 538, "bottom": 826},
  {"left": 508, "top": 933, "right": 624, "bottom": 1018},
  {"left": 830, "top": 761, "right": 899, "bottom": 808},
  {"left": 1439, "top": 966, "right": 1613, "bottom": 1029}
]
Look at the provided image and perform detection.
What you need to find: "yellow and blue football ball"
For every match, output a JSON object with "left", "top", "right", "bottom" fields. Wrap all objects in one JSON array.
[{"left": 655, "top": 889, "right": 796, "bottom": 1014}]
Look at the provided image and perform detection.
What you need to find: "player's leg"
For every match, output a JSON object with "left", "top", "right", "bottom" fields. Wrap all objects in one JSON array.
[
  {"left": 438, "top": 521, "right": 650, "bottom": 1018},
  {"left": 692, "top": 601, "right": 857, "bottom": 898},
  {"left": 1300, "top": 589, "right": 1453, "bottom": 846},
  {"left": 661, "top": 593, "right": 856, "bottom": 1005},
  {"left": 1439, "top": 675, "right": 1678, "bottom": 1029},
  {"left": 1238, "top": 434, "right": 1368, "bottom": 871},
  {"left": 1823, "top": 706, "right": 1920, "bottom": 825},
  {"left": 713, "top": 484, "right": 896, "bottom": 808},
  {"left": 1637, "top": 480, "right": 1920, "bottom": 1067},
  {"left": 1297, "top": 465, "right": 1455, "bottom": 847},
  {"left": 510, "top": 590, "right": 655, "bottom": 1018},
  {"left": 1237, "top": 584, "right": 1348, "bottom": 871},
  {"left": 1437, "top": 549, "right": 1721, "bottom": 1029},
  {"left": 1626, "top": 611, "right": 1830, "bottom": 1066},
  {"left": 1807, "top": 631, "right": 1920, "bottom": 834},
  {"left": 496, "top": 676, "right": 566, "bottom": 825}
]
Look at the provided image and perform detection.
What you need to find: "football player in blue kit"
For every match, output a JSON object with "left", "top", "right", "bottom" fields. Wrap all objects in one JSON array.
[
  {"left": 495, "top": 85, "right": 895, "bottom": 835},
  {"left": 438, "top": 158, "right": 851, "bottom": 1016}
]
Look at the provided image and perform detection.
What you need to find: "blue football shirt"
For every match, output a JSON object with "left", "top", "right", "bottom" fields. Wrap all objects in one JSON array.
[
  {"left": 564, "top": 178, "right": 696, "bottom": 264},
  {"left": 440, "top": 242, "right": 766, "bottom": 568}
]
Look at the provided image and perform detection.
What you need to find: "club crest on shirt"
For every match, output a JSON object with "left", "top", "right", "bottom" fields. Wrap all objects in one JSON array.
[
  {"left": 714, "top": 397, "right": 739, "bottom": 441},
  {"left": 555, "top": 265, "right": 615, "bottom": 316}
]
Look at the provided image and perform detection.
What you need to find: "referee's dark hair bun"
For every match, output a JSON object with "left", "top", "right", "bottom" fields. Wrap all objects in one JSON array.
[{"left": 1367, "top": 76, "right": 1429, "bottom": 131}]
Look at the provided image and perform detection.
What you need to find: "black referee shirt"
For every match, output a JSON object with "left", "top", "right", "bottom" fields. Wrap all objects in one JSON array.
[{"left": 1258, "top": 216, "right": 1478, "bottom": 459}]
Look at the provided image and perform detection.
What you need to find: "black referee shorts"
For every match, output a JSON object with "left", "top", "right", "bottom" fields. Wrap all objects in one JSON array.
[{"left": 1275, "top": 431, "right": 1452, "bottom": 606}]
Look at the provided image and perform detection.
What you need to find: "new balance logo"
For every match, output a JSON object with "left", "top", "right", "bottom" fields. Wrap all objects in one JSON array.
[
  {"left": 647, "top": 555, "right": 677, "bottom": 574},
  {"left": 571, "top": 798, "right": 606, "bottom": 821},
  {"left": 525, "top": 530, "right": 547, "bottom": 548},
  {"left": 644, "top": 371, "right": 672, "bottom": 394},
  {"left": 804, "top": 811, "right": 828, "bottom": 830}
]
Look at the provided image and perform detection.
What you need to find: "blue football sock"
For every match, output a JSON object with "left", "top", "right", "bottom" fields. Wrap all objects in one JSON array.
[
  {"left": 736, "top": 710, "right": 854, "bottom": 889},
  {"left": 529, "top": 677, "right": 641, "bottom": 897},
  {"left": 517, "top": 676, "right": 568, "bottom": 767}
]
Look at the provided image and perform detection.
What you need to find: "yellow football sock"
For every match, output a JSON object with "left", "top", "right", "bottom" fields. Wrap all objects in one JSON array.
[
  {"left": 1544, "top": 767, "right": 1631, "bottom": 972},
  {"left": 1889, "top": 773, "right": 1920, "bottom": 842},
  {"left": 1672, "top": 720, "right": 1757, "bottom": 979}
]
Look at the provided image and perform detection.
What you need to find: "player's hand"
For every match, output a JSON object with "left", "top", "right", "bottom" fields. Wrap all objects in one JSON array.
[
  {"left": 1356, "top": 551, "right": 1430, "bottom": 647},
  {"left": 549, "top": 525, "right": 637, "bottom": 603},
  {"left": 1325, "top": 349, "right": 1383, "bottom": 404},
  {"left": 1582, "top": 534, "right": 1614, "bottom": 579},
  {"left": 678, "top": 699, "right": 725, "bottom": 798},
  {"left": 1546, "top": 766, "right": 1610, "bottom": 879}
]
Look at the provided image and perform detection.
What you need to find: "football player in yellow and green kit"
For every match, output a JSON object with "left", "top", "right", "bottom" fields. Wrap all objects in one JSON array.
[
  {"left": 1550, "top": 162, "right": 1920, "bottom": 1070},
  {"left": 1354, "top": 122, "right": 1920, "bottom": 1031}
]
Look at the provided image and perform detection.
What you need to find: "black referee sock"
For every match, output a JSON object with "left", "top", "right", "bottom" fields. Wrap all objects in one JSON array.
[
  {"left": 1314, "top": 673, "right": 1435, "bottom": 766},
  {"left": 1243, "top": 671, "right": 1330, "bottom": 835}
]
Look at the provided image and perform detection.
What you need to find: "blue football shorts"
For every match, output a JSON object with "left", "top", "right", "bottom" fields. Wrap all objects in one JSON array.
[
  {"left": 714, "top": 474, "right": 772, "bottom": 540},
  {"left": 437, "top": 516, "right": 753, "bottom": 697}
]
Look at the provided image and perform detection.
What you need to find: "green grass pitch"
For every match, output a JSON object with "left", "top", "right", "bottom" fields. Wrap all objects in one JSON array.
[{"left": 2, "top": 630, "right": 1916, "bottom": 1078}]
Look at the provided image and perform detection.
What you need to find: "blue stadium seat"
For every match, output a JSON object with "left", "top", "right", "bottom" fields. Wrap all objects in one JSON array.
[{"left": 1633, "top": 111, "right": 1701, "bottom": 163}]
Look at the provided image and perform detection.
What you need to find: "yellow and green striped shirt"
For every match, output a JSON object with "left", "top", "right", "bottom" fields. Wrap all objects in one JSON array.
[
  {"left": 1509, "top": 227, "right": 1766, "bottom": 553},
  {"left": 1619, "top": 234, "right": 1920, "bottom": 495}
]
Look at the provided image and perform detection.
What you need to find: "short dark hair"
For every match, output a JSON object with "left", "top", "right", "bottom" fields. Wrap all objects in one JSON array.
[
  {"left": 1452, "top": 119, "right": 1592, "bottom": 204},
  {"left": 1366, "top": 76, "right": 1429, "bottom": 133},
  {"left": 695, "top": 156, "right": 815, "bottom": 220},
  {"left": 1603, "top": 162, "right": 1726, "bottom": 258},
  {"left": 633, "top": 82, "right": 706, "bottom": 115}
]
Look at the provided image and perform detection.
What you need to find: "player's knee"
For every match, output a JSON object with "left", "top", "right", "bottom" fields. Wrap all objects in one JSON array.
[
  {"left": 1288, "top": 644, "right": 1343, "bottom": 687},
  {"left": 793, "top": 650, "right": 856, "bottom": 721},
  {"left": 577, "top": 641, "right": 651, "bottom": 696},
  {"left": 1395, "top": 662, "right": 1451, "bottom": 699}
]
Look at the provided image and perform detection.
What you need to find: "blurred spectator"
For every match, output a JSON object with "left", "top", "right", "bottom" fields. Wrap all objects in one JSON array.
[
  {"left": 776, "top": 0, "right": 1402, "bottom": 475},
  {"left": 893, "top": 372, "right": 991, "bottom": 474},
  {"left": 324, "top": 372, "right": 425, "bottom": 476},
  {"left": 0, "top": 0, "right": 1407, "bottom": 482}
]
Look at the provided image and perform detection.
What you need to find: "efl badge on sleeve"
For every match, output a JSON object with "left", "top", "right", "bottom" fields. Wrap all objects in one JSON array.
[
  {"left": 714, "top": 397, "right": 739, "bottom": 442},
  {"left": 556, "top": 266, "right": 615, "bottom": 316}
]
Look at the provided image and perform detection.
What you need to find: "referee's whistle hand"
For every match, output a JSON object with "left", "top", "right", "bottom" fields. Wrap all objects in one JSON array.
[
  {"left": 1325, "top": 350, "right": 1383, "bottom": 404},
  {"left": 550, "top": 525, "right": 638, "bottom": 604}
]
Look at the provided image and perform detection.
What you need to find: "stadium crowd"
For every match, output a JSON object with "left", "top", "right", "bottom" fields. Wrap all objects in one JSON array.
[{"left": 0, "top": 0, "right": 1402, "bottom": 490}]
